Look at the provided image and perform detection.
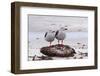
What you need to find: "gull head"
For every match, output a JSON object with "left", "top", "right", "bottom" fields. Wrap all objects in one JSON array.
[{"left": 60, "top": 27, "right": 68, "bottom": 31}]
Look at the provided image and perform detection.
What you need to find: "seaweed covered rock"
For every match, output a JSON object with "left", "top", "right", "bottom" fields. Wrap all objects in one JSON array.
[{"left": 40, "top": 44, "right": 76, "bottom": 57}]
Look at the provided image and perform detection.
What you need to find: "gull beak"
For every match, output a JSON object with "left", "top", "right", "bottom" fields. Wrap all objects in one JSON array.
[
  {"left": 64, "top": 28, "right": 68, "bottom": 30},
  {"left": 52, "top": 31, "right": 55, "bottom": 33}
]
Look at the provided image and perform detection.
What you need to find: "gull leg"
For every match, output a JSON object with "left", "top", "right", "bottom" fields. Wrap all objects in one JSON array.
[
  {"left": 50, "top": 42, "right": 51, "bottom": 47},
  {"left": 58, "top": 40, "right": 59, "bottom": 45},
  {"left": 61, "top": 40, "right": 63, "bottom": 45}
]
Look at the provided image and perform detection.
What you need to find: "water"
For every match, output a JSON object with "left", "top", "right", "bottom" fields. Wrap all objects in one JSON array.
[
  {"left": 28, "top": 32, "right": 88, "bottom": 60},
  {"left": 28, "top": 31, "right": 88, "bottom": 49},
  {"left": 29, "top": 32, "right": 88, "bottom": 41}
]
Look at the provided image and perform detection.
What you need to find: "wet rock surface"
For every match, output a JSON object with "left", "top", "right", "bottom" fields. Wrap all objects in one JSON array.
[{"left": 40, "top": 44, "right": 76, "bottom": 57}]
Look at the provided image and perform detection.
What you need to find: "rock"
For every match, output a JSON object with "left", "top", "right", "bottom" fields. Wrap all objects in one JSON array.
[
  {"left": 37, "top": 55, "right": 53, "bottom": 60},
  {"left": 32, "top": 55, "right": 53, "bottom": 61},
  {"left": 40, "top": 44, "right": 76, "bottom": 57}
]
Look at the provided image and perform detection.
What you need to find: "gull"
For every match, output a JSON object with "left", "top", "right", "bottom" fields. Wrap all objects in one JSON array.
[
  {"left": 44, "top": 30, "right": 55, "bottom": 46},
  {"left": 55, "top": 27, "right": 67, "bottom": 45}
]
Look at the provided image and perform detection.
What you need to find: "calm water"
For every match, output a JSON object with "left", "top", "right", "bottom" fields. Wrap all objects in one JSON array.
[
  {"left": 29, "top": 32, "right": 88, "bottom": 41},
  {"left": 28, "top": 32, "right": 88, "bottom": 60}
]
